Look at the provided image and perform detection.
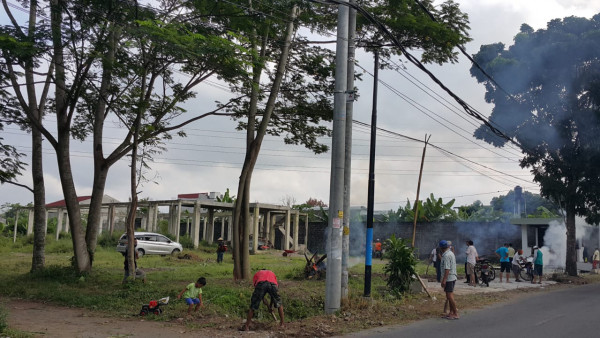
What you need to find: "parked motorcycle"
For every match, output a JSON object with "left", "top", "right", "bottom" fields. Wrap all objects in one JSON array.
[{"left": 475, "top": 259, "right": 495, "bottom": 287}]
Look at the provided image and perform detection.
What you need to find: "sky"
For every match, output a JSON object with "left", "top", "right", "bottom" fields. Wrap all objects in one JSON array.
[{"left": 2, "top": 0, "right": 600, "bottom": 213}]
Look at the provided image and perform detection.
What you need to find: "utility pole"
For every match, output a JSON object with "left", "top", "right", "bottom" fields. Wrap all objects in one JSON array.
[
  {"left": 326, "top": 0, "right": 349, "bottom": 314},
  {"left": 342, "top": 0, "right": 357, "bottom": 301},
  {"left": 411, "top": 134, "right": 431, "bottom": 247},
  {"left": 364, "top": 50, "right": 379, "bottom": 298}
]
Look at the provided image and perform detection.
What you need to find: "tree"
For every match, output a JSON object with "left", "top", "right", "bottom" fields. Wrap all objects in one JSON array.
[
  {"left": 470, "top": 15, "right": 600, "bottom": 276},
  {"left": 489, "top": 189, "right": 560, "bottom": 217},
  {"left": 222, "top": 0, "right": 471, "bottom": 279},
  {"left": 2, "top": 0, "right": 247, "bottom": 273},
  {"left": 1, "top": 0, "right": 52, "bottom": 271},
  {"left": 399, "top": 193, "right": 457, "bottom": 222}
]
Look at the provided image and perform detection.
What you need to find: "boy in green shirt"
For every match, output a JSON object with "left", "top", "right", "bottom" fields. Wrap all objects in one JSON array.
[{"left": 177, "top": 277, "right": 206, "bottom": 315}]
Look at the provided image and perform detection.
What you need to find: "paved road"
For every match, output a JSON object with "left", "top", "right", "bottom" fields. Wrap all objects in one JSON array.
[{"left": 347, "top": 283, "right": 600, "bottom": 338}]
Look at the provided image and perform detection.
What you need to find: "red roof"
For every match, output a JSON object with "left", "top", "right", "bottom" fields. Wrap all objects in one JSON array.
[{"left": 46, "top": 196, "right": 91, "bottom": 208}]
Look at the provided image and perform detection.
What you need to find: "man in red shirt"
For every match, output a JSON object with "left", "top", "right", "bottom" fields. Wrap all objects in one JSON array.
[{"left": 244, "top": 269, "right": 284, "bottom": 330}]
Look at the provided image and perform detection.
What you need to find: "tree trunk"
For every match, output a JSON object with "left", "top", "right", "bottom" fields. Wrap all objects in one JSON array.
[
  {"left": 565, "top": 204, "right": 577, "bottom": 276},
  {"left": 30, "top": 126, "right": 46, "bottom": 271},
  {"left": 231, "top": 4, "right": 298, "bottom": 280}
]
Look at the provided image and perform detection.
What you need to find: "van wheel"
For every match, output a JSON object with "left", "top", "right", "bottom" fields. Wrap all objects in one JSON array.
[
  {"left": 136, "top": 249, "right": 145, "bottom": 258},
  {"left": 171, "top": 249, "right": 180, "bottom": 255}
]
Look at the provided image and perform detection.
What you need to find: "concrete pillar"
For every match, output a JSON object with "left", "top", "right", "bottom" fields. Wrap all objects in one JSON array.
[
  {"left": 109, "top": 205, "right": 115, "bottom": 235},
  {"left": 534, "top": 227, "right": 539, "bottom": 248},
  {"left": 270, "top": 214, "right": 277, "bottom": 248},
  {"left": 193, "top": 202, "right": 201, "bottom": 248},
  {"left": 153, "top": 204, "right": 159, "bottom": 232},
  {"left": 64, "top": 215, "right": 69, "bottom": 233},
  {"left": 44, "top": 210, "right": 48, "bottom": 235},
  {"left": 27, "top": 209, "right": 34, "bottom": 235},
  {"left": 175, "top": 201, "right": 182, "bottom": 243},
  {"left": 13, "top": 209, "right": 19, "bottom": 243},
  {"left": 227, "top": 216, "right": 232, "bottom": 241},
  {"left": 521, "top": 224, "right": 528, "bottom": 253},
  {"left": 185, "top": 215, "right": 190, "bottom": 236},
  {"left": 304, "top": 214, "right": 309, "bottom": 246},
  {"left": 220, "top": 217, "right": 225, "bottom": 240},
  {"left": 284, "top": 209, "right": 291, "bottom": 250},
  {"left": 56, "top": 208, "right": 64, "bottom": 240},
  {"left": 252, "top": 207, "right": 260, "bottom": 253},
  {"left": 98, "top": 214, "right": 105, "bottom": 234},
  {"left": 202, "top": 215, "right": 207, "bottom": 241},
  {"left": 293, "top": 211, "right": 299, "bottom": 250},
  {"left": 207, "top": 209, "right": 215, "bottom": 244},
  {"left": 265, "top": 212, "right": 271, "bottom": 245}
]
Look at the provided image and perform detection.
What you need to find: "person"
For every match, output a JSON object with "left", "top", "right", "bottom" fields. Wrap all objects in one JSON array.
[
  {"left": 593, "top": 248, "right": 600, "bottom": 271},
  {"left": 434, "top": 244, "right": 442, "bottom": 282},
  {"left": 177, "top": 277, "right": 206, "bottom": 315},
  {"left": 374, "top": 239, "right": 383, "bottom": 259},
  {"left": 123, "top": 239, "right": 146, "bottom": 284},
  {"left": 244, "top": 269, "right": 284, "bottom": 330},
  {"left": 428, "top": 246, "right": 440, "bottom": 282},
  {"left": 508, "top": 243, "right": 515, "bottom": 264},
  {"left": 532, "top": 245, "right": 543, "bottom": 284},
  {"left": 495, "top": 243, "right": 511, "bottom": 283},
  {"left": 512, "top": 249, "right": 524, "bottom": 282},
  {"left": 217, "top": 237, "right": 227, "bottom": 263},
  {"left": 465, "top": 240, "right": 479, "bottom": 287},
  {"left": 439, "top": 240, "right": 459, "bottom": 320}
]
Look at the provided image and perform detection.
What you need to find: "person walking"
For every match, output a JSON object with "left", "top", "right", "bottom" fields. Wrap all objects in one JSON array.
[
  {"left": 495, "top": 243, "right": 511, "bottom": 283},
  {"left": 217, "top": 238, "right": 227, "bottom": 263},
  {"left": 532, "top": 245, "right": 543, "bottom": 284},
  {"left": 439, "top": 240, "right": 459, "bottom": 320},
  {"left": 465, "top": 240, "right": 479, "bottom": 287}
]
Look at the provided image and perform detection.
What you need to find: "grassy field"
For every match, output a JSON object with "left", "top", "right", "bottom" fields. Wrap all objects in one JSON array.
[{"left": 0, "top": 235, "right": 420, "bottom": 323}]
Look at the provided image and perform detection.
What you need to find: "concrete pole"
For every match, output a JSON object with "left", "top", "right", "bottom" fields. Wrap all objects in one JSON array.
[
  {"left": 304, "top": 214, "right": 309, "bottom": 247},
  {"left": 109, "top": 205, "right": 115, "bottom": 235},
  {"left": 153, "top": 204, "right": 159, "bottom": 232},
  {"left": 27, "top": 209, "right": 34, "bottom": 235},
  {"left": 202, "top": 215, "right": 208, "bottom": 241},
  {"left": 175, "top": 200, "right": 182, "bottom": 243},
  {"left": 293, "top": 211, "right": 299, "bottom": 250},
  {"left": 342, "top": 0, "right": 357, "bottom": 301},
  {"left": 13, "top": 209, "right": 18, "bottom": 243},
  {"left": 265, "top": 211, "right": 271, "bottom": 244},
  {"left": 193, "top": 202, "right": 201, "bottom": 248},
  {"left": 326, "top": 0, "right": 349, "bottom": 314},
  {"left": 64, "top": 216, "right": 69, "bottom": 233},
  {"left": 521, "top": 224, "right": 528, "bottom": 253},
  {"left": 56, "top": 208, "right": 64, "bottom": 240},
  {"left": 98, "top": 214, "right": 105, "bottom": 235},
  {"left": 220, "top": 217, "right": 225, "bottom": 240},
  {"left": 270, "top": 214, "right": 277, "bottom": 248},
  {"left": 44, "top": 210, "right": 48, "bottom": 235},
  {"left": 285, "top": 209, "right": 291, "bottom": 250},
  {"left": 208, "top": 209, "right": 215, "bottom": 244},
  {"left": 227, "top": 216, "right": 233, "bottom": 241},
  {"left": 252, "top": 206, "right": 260, "bottom": 253}
]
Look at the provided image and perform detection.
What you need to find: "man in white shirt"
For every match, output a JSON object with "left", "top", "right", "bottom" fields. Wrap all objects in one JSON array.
[
  {"left": 440, "top": 240, "right": 459, "bottom": 320},
  {"left": 465, "top": 240, "right": 479, "bottom": 287}
]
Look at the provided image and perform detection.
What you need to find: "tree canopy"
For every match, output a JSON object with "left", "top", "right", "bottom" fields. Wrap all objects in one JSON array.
[{"left": 470, "top": 14, "right": 600, "bottom": 275}]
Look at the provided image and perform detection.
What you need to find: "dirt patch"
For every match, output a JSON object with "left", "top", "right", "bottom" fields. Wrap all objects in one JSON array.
[{"left": 4, "top": 275, "right": 594, "bottom": 337}]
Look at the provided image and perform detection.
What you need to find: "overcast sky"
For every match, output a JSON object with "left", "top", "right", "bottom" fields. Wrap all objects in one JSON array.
[{"left": 2, "top": 0, "right": 600, "bottom": 212}]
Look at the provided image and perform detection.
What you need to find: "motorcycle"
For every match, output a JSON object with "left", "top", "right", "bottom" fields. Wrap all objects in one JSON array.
[{"left": 475, "top": 259, "right": 495, "bottom": 287}]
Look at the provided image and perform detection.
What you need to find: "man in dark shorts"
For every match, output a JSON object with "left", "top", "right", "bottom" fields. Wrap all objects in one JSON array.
[
  {"left": 495, "top": 243, "right": 511, "bottom": 283},
  {"left": 244, "top": 269, "right": 284, "bottom": 330},
  {"left": 440, "top": 240, "right": 459, "bottom": 320}
]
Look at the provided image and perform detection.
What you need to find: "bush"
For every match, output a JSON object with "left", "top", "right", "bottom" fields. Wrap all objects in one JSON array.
[
  {"left": 0, "top": 302, "right": 6, "bottom": 334},
  {"left": 178, "top": 235, "right": 194, "bottom": 249},
  {"left": 383, "top": 235, "right": 417, "bottom": 298},
  {"left": 97, "top": 232, "right": 120, "bottom": 248}
]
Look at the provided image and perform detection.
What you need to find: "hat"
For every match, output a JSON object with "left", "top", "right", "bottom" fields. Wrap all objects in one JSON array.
[
  {"left": 439, "top": 240, "right": 448, "bottom": 248},
  {"left": 218, "top": 237, "right": 223, "bottom": 241},
  {"left": 533, "top": 245, "right": 538, "bottom": 249}
]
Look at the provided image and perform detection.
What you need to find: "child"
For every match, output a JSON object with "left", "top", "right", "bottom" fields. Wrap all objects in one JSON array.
[{"left": 177, "top": 277, "right": 206, "bottom": 315}]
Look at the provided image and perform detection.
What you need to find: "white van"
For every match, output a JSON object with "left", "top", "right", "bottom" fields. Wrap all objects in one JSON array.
[{"left": 116, "top": 232, "right": 183, "bottom": 257}]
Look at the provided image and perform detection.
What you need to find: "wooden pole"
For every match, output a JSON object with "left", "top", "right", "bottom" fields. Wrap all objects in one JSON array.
[{"left": 411, "top": 134, "right": 431, "bottom": 248}]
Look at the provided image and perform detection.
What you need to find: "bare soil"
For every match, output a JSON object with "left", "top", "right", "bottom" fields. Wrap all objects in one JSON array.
[{"left": 5, "top": 274, "right": 595, "bottom": 338}]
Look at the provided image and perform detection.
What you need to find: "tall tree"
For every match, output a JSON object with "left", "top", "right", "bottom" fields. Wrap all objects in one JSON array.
[
  {"left": 3, "top": 0, "right": 247, "bottom": 273},
  {"left": 1, "top": 0, "right": 53, "bottom": 271},
  {"left": 470, "top": 15, "right": 600, "bottom": 276},
  {"left": 220, "top": 0, "right": 471, "bottom": 280}
]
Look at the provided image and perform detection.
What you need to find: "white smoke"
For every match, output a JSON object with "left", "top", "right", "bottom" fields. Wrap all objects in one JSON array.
[{"left": 540, "top": 220, "right": 589, "bottom": 268}]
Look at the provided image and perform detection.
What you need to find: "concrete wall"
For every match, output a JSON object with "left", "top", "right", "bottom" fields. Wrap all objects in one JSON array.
[{"left": 307, "top": 221, "right": 522, "bottom": 261}]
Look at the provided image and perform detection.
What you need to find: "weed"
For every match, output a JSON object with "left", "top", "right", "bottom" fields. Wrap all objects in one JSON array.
[{"left": 0, "top": 302, "right": 7, "bottom": 334}]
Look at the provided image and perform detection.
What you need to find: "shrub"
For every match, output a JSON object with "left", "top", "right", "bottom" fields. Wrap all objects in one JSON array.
[
  {"left": 97, "top": 232, "right": 120, "bottom": 248},
  {"left": 383, "top": 235, "right": 417, "bottom": 298},
  {"left": 0, "top": 302, "right": 7, "bottom": 334},
  {"left": 178, "top": 235, "right": 195, "bottom": 249}
]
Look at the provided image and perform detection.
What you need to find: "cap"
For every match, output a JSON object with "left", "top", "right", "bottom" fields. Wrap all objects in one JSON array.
[
  {"left": 439, "top": 240, "right": 448, "bottom": 248},
  {"left": 218, "top": 237, "right": 223, "bottom": 241},
  {"left": 533, "top": 245, "right": 538, "bottom": 249}
]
